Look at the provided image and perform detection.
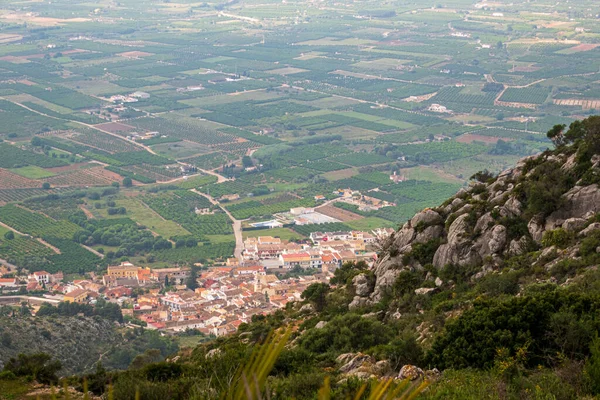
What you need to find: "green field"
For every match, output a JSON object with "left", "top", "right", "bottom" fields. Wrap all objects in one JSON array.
[
  {"left": 345, "top": 217, "right": 396, "bottom": 231},
  {"left": 112, "top": 198, "right": 190, "bottom": 238},
  {"left": 9, "top": 166, "right": 56, "bottom": 179}
]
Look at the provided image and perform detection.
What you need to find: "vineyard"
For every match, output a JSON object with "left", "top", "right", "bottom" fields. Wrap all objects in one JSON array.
[
  {"left": 153, "top": 241, "right": 235, "bottom": 263},
  {"left": 24, "top": 195, "right": 83, "bottom": 220},
  {"left": 350, "top": 104, "right": 443, "bottom": 126},
  {"left": 175, "top": 175, "right": 218, "bottom": 190},
  {"left": 0, "top": 204, "right": 80, "bottom": 239},
  {"left": 499, "top": 87, "right": 551, "bottom": 105},
  {"left": 105, "top": 166, "right": 156, "bottom": 184},
  {"left": 143, "top": 191, "right": 233, "bottom": 236},
  {"left": 0, "top": 235, "right": 57, "bottom": 270},
  {"left": 62, "top": 129, "right": 141, "bottom": 154},
  {"left": 428, "top": 87, "right": 497, "bottom": 108},
  {"left": 0, "top": 169, "right": 39, "bottom": 189},
  {"left": 291, "top": 222, "right": 354, "bottom": 235},
  {"left": 41, "top": 237, "right": 102, "bottom": 274},
  {"left": 212, "top": 140, "right": 258, "bottom": 156},
  {"left": 182, "top": 152, "right": 238, "bottom": 170},
  {"left": 0, "top": 143, "right": 68, "bottom": 169},
  {"left": 394, "top": 141, "right": 488, "bottom": 164},
  {"left": 109, "top": 151, "right": 173, "bottom": 166},
  {"left": 129, "top": 117, "right": 238, "bottom": 146},
  {"left": 329, "top": 152, "right": 395, "bottom": 167},
  {"left": 0, "top": 188, "right": 57, "bottom": 204},
  {"left": 203, "top": 100, "right": 318, "bottom": 121},
  {"left": 200, "top": 180, "right": 258, "bottom": 198},
  {"left": 219, "top": 128, "right": 281, "bottom": 145},
  {"left": 44, "top": 167, "right": 121, "bottom": 187},
  {"left": 301, "top": 160, "right": 347, "bottom": 172}
]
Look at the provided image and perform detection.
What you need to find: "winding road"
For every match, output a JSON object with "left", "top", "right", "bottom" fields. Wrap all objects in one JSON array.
[{"left": 190, "top": 189, "right": 244, "bottom": 262}]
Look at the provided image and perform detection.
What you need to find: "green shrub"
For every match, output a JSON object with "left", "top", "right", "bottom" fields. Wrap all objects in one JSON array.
[
  {"left": 477, "top": 271, "right": 520, "bottom": 296},
  {"left": 585, "top": 335, "right": 600, "bottom": 395},
  {"left": 0, "top": 370, "right": 16, "bottom": 380},
  {"left": 542, "top": 228, "right": 575, "bottom": 249},
  {"left": 4, "top": 353, "right": 62, "bottom": 385}
]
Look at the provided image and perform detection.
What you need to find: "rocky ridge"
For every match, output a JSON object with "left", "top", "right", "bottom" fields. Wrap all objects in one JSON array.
[{"left": 350, "top": 151, "right": 600, "bottom": 310}]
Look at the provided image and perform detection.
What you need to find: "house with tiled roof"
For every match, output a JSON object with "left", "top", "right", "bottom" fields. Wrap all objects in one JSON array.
[
  {"left": 29, "top": 271, "right": 51, "bottom": 285},
  {"left": 280, "top": 252, "right": 311, "bottom": 269},
  {"left": 0, "top": 278, "right": 17, "bottom": 287},
  {"left": 64, "top": 288, "right": 89, "bottom": 303}
]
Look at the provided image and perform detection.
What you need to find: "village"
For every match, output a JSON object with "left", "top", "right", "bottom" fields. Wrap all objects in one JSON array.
[{"left": 0, "top": 227, "right": 395, "bottom": 337}]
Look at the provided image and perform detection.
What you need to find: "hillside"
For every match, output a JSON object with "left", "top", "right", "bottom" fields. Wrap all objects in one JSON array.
[
  {"left": 0, "top": 314, "right": 178, "bottom": 376},
  {"left": 1, "top": 116, "right": 599, "bottom": 398},
  {"left": 25, "top": 116, "right": 595, "bottom": 399}
]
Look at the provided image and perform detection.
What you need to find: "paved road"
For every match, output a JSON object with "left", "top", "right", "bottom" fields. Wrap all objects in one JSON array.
[{"left": 190, "top": 189, "right": 244, "bottom": 262}]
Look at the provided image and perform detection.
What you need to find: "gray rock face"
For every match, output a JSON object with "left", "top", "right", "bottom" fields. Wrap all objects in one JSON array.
[
  {"left": 528, "top": 215, "right": 545, "bottom": 243},
  {"left": 370, "top": 268, "right": 401, "bottom": 302},
  {"left": 336, "top": 353, "right": 355, "bottom": 365},
  {"left": 447, "top": 214, "right": 469, "bottom": 244},
  {"left": 349, "top": 296, "right": 368, "bottom": 310},
  {"left": 411, "top": 209, "right": 442, "bottom": 228},
  {"left": 299, "top": 303, "right": 314, "bottom": 313},
  {"left": 508, "top": 236, "right": 529, "bottom": 256},
  {"left": 433, "top": 214, "right": 481, "bottom": 268},
  {"left": 504, "top": 197, "right": 523, "bottom": 216},
  {"left": 373, "top": 360, "right": 391, "bottom": 376},
  {"left": 414, "top": 225, "right": 444, "bottom": 244},
  {"left": 489, "top": 225, "right": 507, "bottom": 253},
  {"left": 474, "top": 212, "right": 495, "bottom": 234},
  {"left": 414, "top": 287, "right": 437, "bottom": 295},
  {"left": 562, "top": 218, "right": 587, "bottom": 232},
  {"left": 547, "top": 185, "right": 600, "bottom": 228},
  {"left": 314, "top": 321, "right": 328, "bottom": 329},
  {"left": 205, "top": 348, "right": 222, "bottom": 359},
  {"left": 353, "top": 273, "right": 370, "bottom": 297},
  {"left": 338, "top": 353, "right": 372, "bottom": 374},
  {"left": 393, "top": 227, "right": 416, "bottom": 249},
  {"left": 475, "top": 224, "right": 507, "bottom": 258},
  {"left": 398, "top": 365, "right": 424, "bottom": 381},
  {"left": 581, "top": 223, "right": 600, "bottom": 237}
]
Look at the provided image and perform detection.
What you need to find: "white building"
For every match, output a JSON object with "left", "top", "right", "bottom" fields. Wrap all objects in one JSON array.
[
  {"left": 29, "top": 271, "right": 51, "bottom": 285},
  {"left": 429, "top": 103, "right": 450, "bottom": 113}
]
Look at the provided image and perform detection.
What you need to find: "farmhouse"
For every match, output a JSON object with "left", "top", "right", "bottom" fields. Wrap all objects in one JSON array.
[
  {"left": 428, "top": 103, "right": 450, "bottom": 113},
  {"left": 0, "top": 278, "right": 17, "bottom": 287},
  {"left": 29, "top": 271, "right": 51, "bottom": 285},
  {"left": 280, "top": 252, "right": 312, "bottom": 269},
  {"left": 64, "top": 289, "right": 89, "bottom": 304}
]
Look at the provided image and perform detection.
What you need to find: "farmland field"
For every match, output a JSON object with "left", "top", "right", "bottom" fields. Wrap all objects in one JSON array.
[
  {"left": 0, "top": 0, "right": 596, "bottom": 272},
  {"left": 9, "top": 166, "right": 56, "bottom": 179}
]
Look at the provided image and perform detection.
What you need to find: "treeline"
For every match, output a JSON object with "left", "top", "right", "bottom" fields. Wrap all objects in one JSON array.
[
  {"left": 70, "top": 216, "right": 173, "bottom": 258},
  {"left": 37, "top": 299, "right": 123, "bottom": 323}
]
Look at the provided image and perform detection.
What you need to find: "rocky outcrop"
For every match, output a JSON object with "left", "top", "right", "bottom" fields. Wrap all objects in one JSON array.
[
  {"left": 411, "top": 209, "right": 443, "bottom": 227},
  {"left": 581, "top": 223, "right": 600, "bottom": 237},
  {"left": 351, "top": 149, "right": 600, "bottom": 310},
  {"left": 546, "top": 185, "right": 600, "bottom": 230},
  {"left": 353, "top": 274, "right": 370, "bottom": 297},
  {"left": 397, "top": 365, "right": 424, "bottom": 381},
  {"left": 433, "top": 214, "right": 481, "bottom": 268}
]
